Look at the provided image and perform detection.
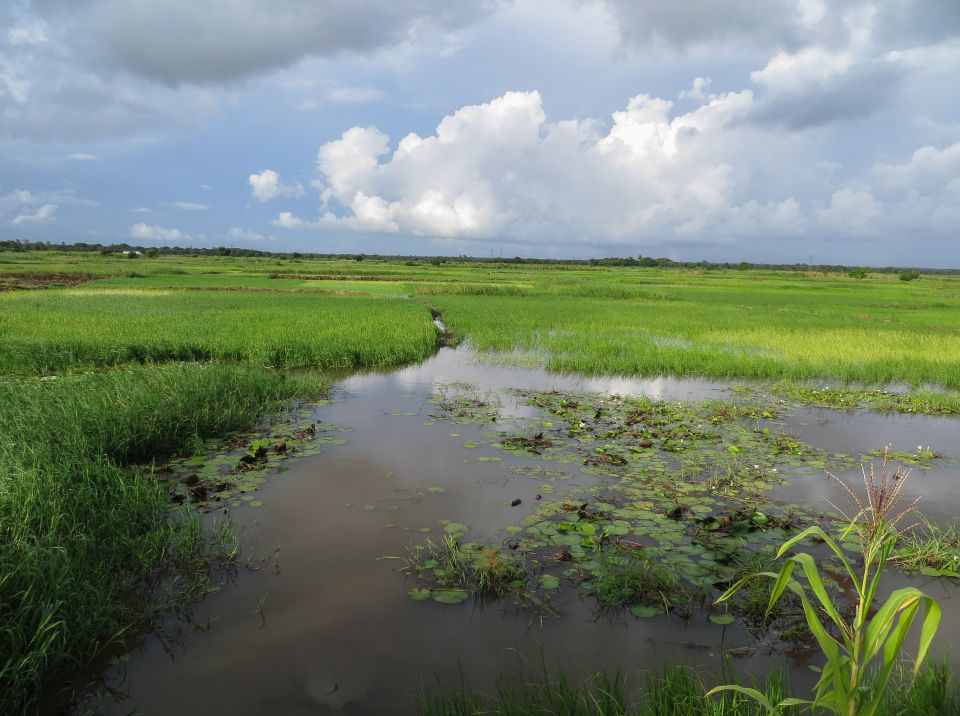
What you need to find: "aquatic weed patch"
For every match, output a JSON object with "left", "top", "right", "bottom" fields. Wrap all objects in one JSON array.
[
  {"left": 403, "top": 535, "right": 545, "bottom": 609},
  {"left": 155, "top": 406, "right": 350, "bottom": 510},
  {"left": 735, "top": 382, "right": 960, "bottom": 416},
  {"left": 406, "top": 387, "right": 867, "bottom": 637},
  {"left": 428, "top": 382, "right": 501, "bottom": 424}
]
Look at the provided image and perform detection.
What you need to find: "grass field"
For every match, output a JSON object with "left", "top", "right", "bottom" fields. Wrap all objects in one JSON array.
[{"left": 0, "top": 289, "right": 439, "bottom": 373}]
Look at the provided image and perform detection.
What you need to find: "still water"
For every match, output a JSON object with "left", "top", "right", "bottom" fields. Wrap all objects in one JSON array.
[{"left": 103, "top": 348, "right": 960, "bottom": 714}]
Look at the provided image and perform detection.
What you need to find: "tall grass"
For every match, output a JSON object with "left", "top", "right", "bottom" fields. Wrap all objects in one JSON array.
[
  {"left": 416, "top": 659, "right": 960, "bottom": 715},
  {"left": 0, "top": 290, "right": 438, "bottom": 372},
  {"left": 0, "top": 365, "right": 323, "bottom": 713},
  {"left": 429, "top": 277, "right": 960, "bottom": 389}
]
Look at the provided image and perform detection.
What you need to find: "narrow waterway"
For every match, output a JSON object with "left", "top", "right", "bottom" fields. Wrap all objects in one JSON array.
[{"left": 102, "top": 347, "right": 960, "bottom": 714}]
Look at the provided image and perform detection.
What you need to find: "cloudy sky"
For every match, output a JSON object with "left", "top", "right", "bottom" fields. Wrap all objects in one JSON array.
[{"left": 2, "top": 0, "right": 959, "bottom": 265}]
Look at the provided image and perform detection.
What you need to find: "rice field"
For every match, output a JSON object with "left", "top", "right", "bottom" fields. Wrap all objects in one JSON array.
[
  {"left": 0, "top": 289, "right": 439, "bottom": 373},
  {"left": 424, "top": 270, "right": 960, "bottom": 392}
]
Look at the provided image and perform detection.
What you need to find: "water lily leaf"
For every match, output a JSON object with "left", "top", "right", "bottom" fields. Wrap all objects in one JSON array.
[
  {"left": 427, "top": 487, "right": 445, "bottom": 494},
  {"left": 710, "top": 615, "right": 735, "bottom": 625},
  {"left": 408, "top": 588, "right": 431, "bottom": 601},
  {"left": 432, "top": 589, "right": 470, "bottom": 604},
  {"left": 443, "top": 522, "right": 470, "bottom": 536},
  {"left": 630, "top": 605, "right": 659, "bottom": 618},
  {"left": 540, "top": 574, "right": 560, "bottom": 589}
]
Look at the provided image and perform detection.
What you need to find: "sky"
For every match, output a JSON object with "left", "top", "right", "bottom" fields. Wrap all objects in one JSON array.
[{"left": 1, "top": 0, "right": 959, "bottom": 265}]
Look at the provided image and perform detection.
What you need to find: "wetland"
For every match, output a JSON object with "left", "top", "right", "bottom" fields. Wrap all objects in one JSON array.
[{"left": 2, "top": 251, "right": 960, "bottom": 713}]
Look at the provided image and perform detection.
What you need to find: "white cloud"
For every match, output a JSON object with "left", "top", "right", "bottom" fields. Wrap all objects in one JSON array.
[
  {"left": 0, "top": 187, "right": 93, "bottom": 228},
  {"left": 200, "top": 184, "right": 215, "bottom": 190},
  {"left": 268, "top": 87, "right": 960, "bottom": 250},
  {"left": 163, "top": 201, "right": 211, "bottom": 210},
  {"left": 68, "top": 152, "right": 98, "bottom": 160},
  {"left": 226, "top": 227, "right": 274, "bottom": 241},
  {"left": 249, "top": 169, "right": 305, "bottom": 202},
  {"left": 284, "top": 89, "right": 771, "bottom": 243},
  {"left": 129, "top": 222, "right": 200, "bottom": 242},
  {"left": 273, "top": 212, "right": 304, "bottom": 229},
  {"left": 7, "top": 23, "right": 47, "bottom": 47},
  {"left": 812, "top": 187, "right": 883, "bottom": 235},
  {"left": 131, "top": 207, "right": 152, "bottom": 213},
  {"left": 13, "top": 203, "right": 57, "bottom": 226},
  {"left": 875, "top": 140, "right": 960, "bottom": 191},
  {"left": 678, "top": 77, "right": 711, "bottom": 101}
]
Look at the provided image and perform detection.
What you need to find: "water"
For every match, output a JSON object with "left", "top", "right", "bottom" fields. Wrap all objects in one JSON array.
[{"left": 100, "top": 347, "right": 960, "bottom": 714}]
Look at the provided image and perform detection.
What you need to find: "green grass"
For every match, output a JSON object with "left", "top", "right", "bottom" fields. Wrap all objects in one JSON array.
[
  {"left": 425, "top": 270, "right": 960, "bottom": 391},
  {"left": 0, "top": 289, "right": 438, "bottom": 373},
  {"left": 591, "top": 545, "right": 690, "bottom": 611},
  {"left": 416, "top": 658, "right": 960, "bottom": 715},
  {"left": 0, "top": 364, "right": 325, "bottom": 713},
  {"left": 895, "top": 517, "right": 960, "bottom": 577}
]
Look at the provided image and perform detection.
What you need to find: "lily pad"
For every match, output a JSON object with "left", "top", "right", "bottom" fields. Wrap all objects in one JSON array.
[
  {"left": 540, "top": 574, "right": 560, "bottom": 590},
  {"left": 630, "top": 605, "right": 659, "bottom": 618},
  {"left": 408, "top": 588, "right": 431, "bottom": 601},
  {"left": 432, "top": 589, "right": 471, "bottom": 604}
]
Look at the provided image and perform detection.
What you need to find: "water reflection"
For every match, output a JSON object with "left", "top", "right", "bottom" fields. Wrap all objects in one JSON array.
[{"left": 101, "top": 347, "right": 960, "bottom": 714}]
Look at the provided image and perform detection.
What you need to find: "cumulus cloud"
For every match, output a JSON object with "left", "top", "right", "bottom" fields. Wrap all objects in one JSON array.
[
  {"left": 129, "top": 222, "right": 200, "bottom": 241},
  {"left": 249, "top": 170, "right": 305, "bottom": 202},
  {"left": 748, "top": 46, "right": 908, "bottom": 129},
  {"left": 270, "top": 87, "right": 960, "bottom": 249},
  {"left": 13, "top": 203, "right": 56, "bottom": 225},
  {"left": 678, "top": 77, "right": 711, "bottom": 101},
  {"left": 1, "top": 187, "right": 92, "bottom": 227},
  {"left": 279, "top": 89, "right": 805, "bottom": 245}
]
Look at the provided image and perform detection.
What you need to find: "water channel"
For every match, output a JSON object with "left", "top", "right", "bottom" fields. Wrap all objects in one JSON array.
[{"left": 100, "top": 346, "right": 960, "bottom": 714}]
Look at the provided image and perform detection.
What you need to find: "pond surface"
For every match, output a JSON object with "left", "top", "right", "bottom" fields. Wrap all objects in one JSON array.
[{"left": 102, "top": 348, "right": 960, "bottom": 714}]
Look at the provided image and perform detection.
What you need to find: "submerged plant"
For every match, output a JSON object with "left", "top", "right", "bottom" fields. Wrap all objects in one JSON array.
[{"left": 707, "top": 449, "right": 941, "bottom": 716}]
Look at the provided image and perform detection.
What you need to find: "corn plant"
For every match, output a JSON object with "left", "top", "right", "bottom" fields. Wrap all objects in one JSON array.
[{"left": 706, "top": 449, "right": 941, "bottom": 715}]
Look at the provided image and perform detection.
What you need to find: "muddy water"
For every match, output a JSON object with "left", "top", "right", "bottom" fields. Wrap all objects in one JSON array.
[{"left": 104, "top": 348, "right": 960, "bottom": 714}]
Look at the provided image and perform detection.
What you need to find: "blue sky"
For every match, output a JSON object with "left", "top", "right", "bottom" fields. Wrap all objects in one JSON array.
[{"left": 1, "top": 0, "right": 959, "bottom": 265}]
